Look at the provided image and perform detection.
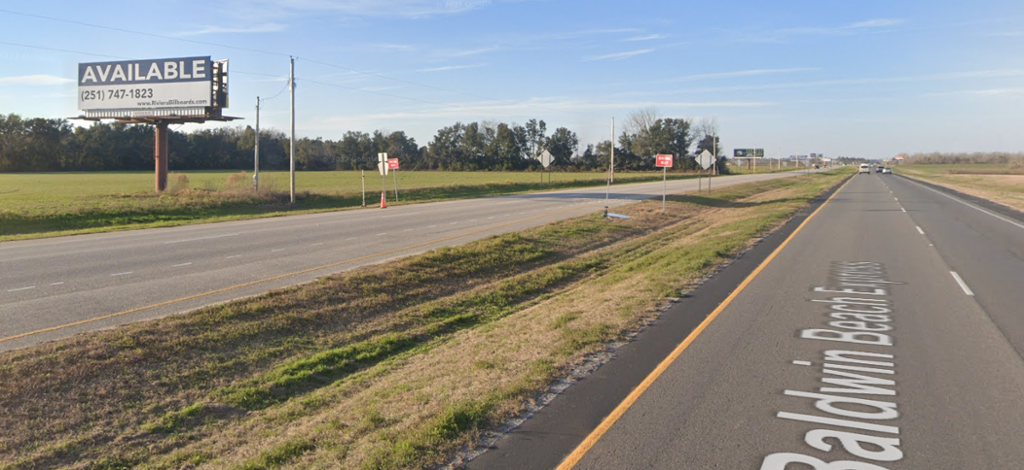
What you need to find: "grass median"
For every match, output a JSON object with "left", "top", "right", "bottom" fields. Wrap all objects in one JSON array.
[{"left": 0, "top": 169, "right": 850, "bottom": 470}]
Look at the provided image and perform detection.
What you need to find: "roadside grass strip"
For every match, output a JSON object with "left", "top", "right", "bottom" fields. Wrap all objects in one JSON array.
[
  {"left": 0, "top": 171, "right": 849, "bottom": 470},
  {"left": 0, "top": 171, "right": 689, "bottom": 241}
]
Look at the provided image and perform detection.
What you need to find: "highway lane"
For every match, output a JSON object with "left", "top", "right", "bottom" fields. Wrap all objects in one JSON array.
[
  {"left": 468, "top": 171, "right": 1024, "bottom": 469},
  {"left": 0, "top": 170, "right": 813, "bottom": 352}
]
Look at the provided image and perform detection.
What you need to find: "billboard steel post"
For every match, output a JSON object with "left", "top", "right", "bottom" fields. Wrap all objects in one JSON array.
[{"left": 154, "top": 122, "right": 169, "bottom": 192}]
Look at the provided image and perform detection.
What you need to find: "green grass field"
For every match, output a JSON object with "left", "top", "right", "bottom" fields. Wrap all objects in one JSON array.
[{"left": 0, "top": 170, "right": 693, "bottom": 240}]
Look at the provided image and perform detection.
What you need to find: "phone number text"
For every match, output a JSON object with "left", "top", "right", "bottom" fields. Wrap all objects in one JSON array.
[{"left": 81, "top": 88, "right": 155, "bottom": 101}]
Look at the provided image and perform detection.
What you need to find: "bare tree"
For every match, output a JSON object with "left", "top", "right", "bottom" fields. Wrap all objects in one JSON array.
[
  {"left": 623, "top": 107, "right": 661, "bottom": 138},
  {"left": 692, "top": 117, "right": 719, "bottom": 145}
]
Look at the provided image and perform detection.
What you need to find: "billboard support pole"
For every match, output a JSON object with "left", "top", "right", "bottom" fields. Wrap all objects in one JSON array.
[{"left": 154, "top": 122, "right": 169, "bottom": 192}]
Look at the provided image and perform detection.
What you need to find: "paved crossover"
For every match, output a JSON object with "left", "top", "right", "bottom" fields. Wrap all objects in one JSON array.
[{"left": 469, "top": 172, "right": 1024, "bottom": 469}]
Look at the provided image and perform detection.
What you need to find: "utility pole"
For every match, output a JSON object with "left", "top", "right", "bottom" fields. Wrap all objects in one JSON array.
[
  {"left": 605, "top": 117, "right": 614, "bottom": 216},
  {"left": 254, "top": 96, "right": 260, "bottom": 192},
  {"left": 289, "top": 56, "right": 296, "bottom": 204},
  {"left": 610, "top": 117, "right": 615, "bottom": 183}
]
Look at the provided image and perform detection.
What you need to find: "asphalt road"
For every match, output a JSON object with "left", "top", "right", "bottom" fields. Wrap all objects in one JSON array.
[
  {"left": 467, "top": 171, "right": 1024, "bottom": 469},
  {"left": 0, "top": 170, "right": 813, "bottom": 352}
]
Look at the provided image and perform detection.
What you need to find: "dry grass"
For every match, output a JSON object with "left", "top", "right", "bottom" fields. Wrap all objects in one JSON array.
[
  {"left": 0, "top": 172, "right": 848, "bottom": 470},
  {"left": 898, "top": 166, "right": 1024, "bottom": 213}
]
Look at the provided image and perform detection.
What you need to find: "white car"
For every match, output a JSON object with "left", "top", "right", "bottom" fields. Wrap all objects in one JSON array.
[
  {"left": 882, "top": 167, "right": 892, "bottom": 174},
  {"left": 859, "top": 164, "right": 871, "bottom": 174}
]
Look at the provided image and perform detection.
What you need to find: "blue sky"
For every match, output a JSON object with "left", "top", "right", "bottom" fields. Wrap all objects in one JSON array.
[{"left": 1, "top": 0, "right": 1022, "bottom": 159}]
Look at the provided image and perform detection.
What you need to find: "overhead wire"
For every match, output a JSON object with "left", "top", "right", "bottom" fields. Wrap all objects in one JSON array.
[
  {"left": 0, "top": 8, "right": 511, "bottom": 106},
  {"left": 0, "top": 8, "right": 598, "bottom": 120}
]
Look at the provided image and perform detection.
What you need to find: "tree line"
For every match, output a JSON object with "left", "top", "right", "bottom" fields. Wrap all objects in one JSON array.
[
  {"left": 905, "top": 152, "right": 1024, "bottom": 165},
  {"left": 0, "top": 110, "right": 726, "bottom": 173}
]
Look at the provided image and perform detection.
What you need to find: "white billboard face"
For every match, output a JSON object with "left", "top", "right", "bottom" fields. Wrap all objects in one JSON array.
[{"left": 78, "top": 57, "right": 212, "bottom": 111}]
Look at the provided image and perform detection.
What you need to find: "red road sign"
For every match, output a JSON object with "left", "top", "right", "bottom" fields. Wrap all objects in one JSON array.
[
  {"left": 656, "top": 154, "right": 673, "bottom": 168},
  {"left": 387, "top": 158, "right": 399, "bottom": 170}
]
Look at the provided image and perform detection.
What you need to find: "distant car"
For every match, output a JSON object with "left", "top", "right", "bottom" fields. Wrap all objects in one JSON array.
[
  {"left": 813, "top": 164, "right": 820, "bottom": 169},
  {"left": 859, "top": 164, "right": 870, "bottom": 174},
  {"left": 882, "top": 167, "right": 892, "bottom": 174},
  {"left": 876, "top": 165, "right": 885, "bottom": 173}
]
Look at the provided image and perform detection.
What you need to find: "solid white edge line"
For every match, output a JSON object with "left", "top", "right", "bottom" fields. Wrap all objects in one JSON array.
[
  {"left": 902, "top": 176, "right": 1024, "bottom": 230},
  {"left": 950, "top": 271, "right": 975, "bottom": 296},
  {"left": 916, "top": 226, "right": 925, "bottom": 235}
]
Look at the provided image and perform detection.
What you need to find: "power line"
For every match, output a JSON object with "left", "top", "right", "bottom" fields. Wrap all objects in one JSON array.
[
  {"left": 297, "top": 56, "right": 511, "bottom": 104},
  {"left": 0, "top": 8, "right": 291, "bottom": 58},
  {"left": 0, "top": 8, "right": 508, "bottom": 105},
  {"left": 0, "top": 10, "right": 598, "bottom": 119},
  {"left": 301, "top": 78, "right": 472, "bottom": 110},
  {"left": 0, "top": 40, "right": 126, "bottom": 60}
]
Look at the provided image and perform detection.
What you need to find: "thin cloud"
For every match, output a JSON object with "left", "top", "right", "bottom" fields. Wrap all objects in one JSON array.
[
  {"left": 234, "top": 0, "right": 501, "bottom": 19},
  {"left": 771, "top": 18, "right": 907, "bottom": 39},
  {"left": 372, "top": 43, "right": 418, "bottom": 52},
  {"left": 927, "top": 88, "right": 1024, "bottom": 97},
  {"left": 583, "top": 49, "right": 654, "bottom": 61},
  {"left": 988, "top": 31, "right": 1024, "bottom": 37},
  {"left": 172, "top": 23, "right": 286, "bottom": 36},
  {"left": 0, "top": 74, "right": 74, "bottom": 86},
  {"left": 331, "top": 97, "right": 774, "bottom": 122},
  {"left": 666, "top": 67, "right": 820, "bottom": 82},
  {"left": 846, "top": 18, "right": 905, "bottom": 29},
  {"left": 623, "top": 34, "right": 668, "bottom": 42},
  {"left": 416, "top": 64, "right": 486, "bottom": 72},
  {"left": 441, "top": 46, "right": 501, "bottom": 58}
]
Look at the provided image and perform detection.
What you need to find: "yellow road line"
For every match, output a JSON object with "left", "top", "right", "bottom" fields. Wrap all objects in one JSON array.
[
  {"left": 0, "top": 207, "right": 583, "bottom": 345},
  {"left": 555, "top": 176, "right": 854, "bottom": 470}
]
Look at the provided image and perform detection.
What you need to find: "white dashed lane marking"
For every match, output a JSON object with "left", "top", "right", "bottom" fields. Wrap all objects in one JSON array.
[
  {"left": 50, "top": 282, "right": 65, "bottom": 286},
  {"left": 111, "top": 272, "right": 133, "bottom": 277},
  {"left": 950, "top": 271, "right": 975, "bottom": 296},
  {"left": 172, "top": 263, "right": 193, "bottom": 267},
  {"left": 916, "top": 226, "right": 925, "bottom": 235},
  {"left": 271, "top": 248, "right": 286, "bottom": 252},
  {"left": 7, "top": 286, "right": 36, "bottom": 292},
  {"left": 226, "top": 255, "right": 242, "bottom": 259}
]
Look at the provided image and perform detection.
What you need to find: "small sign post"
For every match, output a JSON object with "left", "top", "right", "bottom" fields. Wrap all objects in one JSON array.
[
  {"left": 655, "top": 154, "right": 673, "bottom": 213},
  {"left": 539, "top": 150, "right": 552, "bottom": 185},
  {"left": 388, "top": 158, "right": 400, "bottom": 202},
  {"left": 697, "top": 150, "right": 716, "bottom": 193}
]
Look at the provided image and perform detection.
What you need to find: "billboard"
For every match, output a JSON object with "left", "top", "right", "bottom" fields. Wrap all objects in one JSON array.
[
  {"left": 733, "top": 148, "right": 764, "bottom": 158},
  {"left": 78, "top": 57, "right": 213, "bottom": 111}
]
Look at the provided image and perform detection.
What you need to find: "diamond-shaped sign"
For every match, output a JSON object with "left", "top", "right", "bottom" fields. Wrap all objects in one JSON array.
[
  {"left": 698, "top": 150, "right": 716, "bottom": 170},
  {"left": 539, "top": 150, "right": 553, "bottom": 168}
]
